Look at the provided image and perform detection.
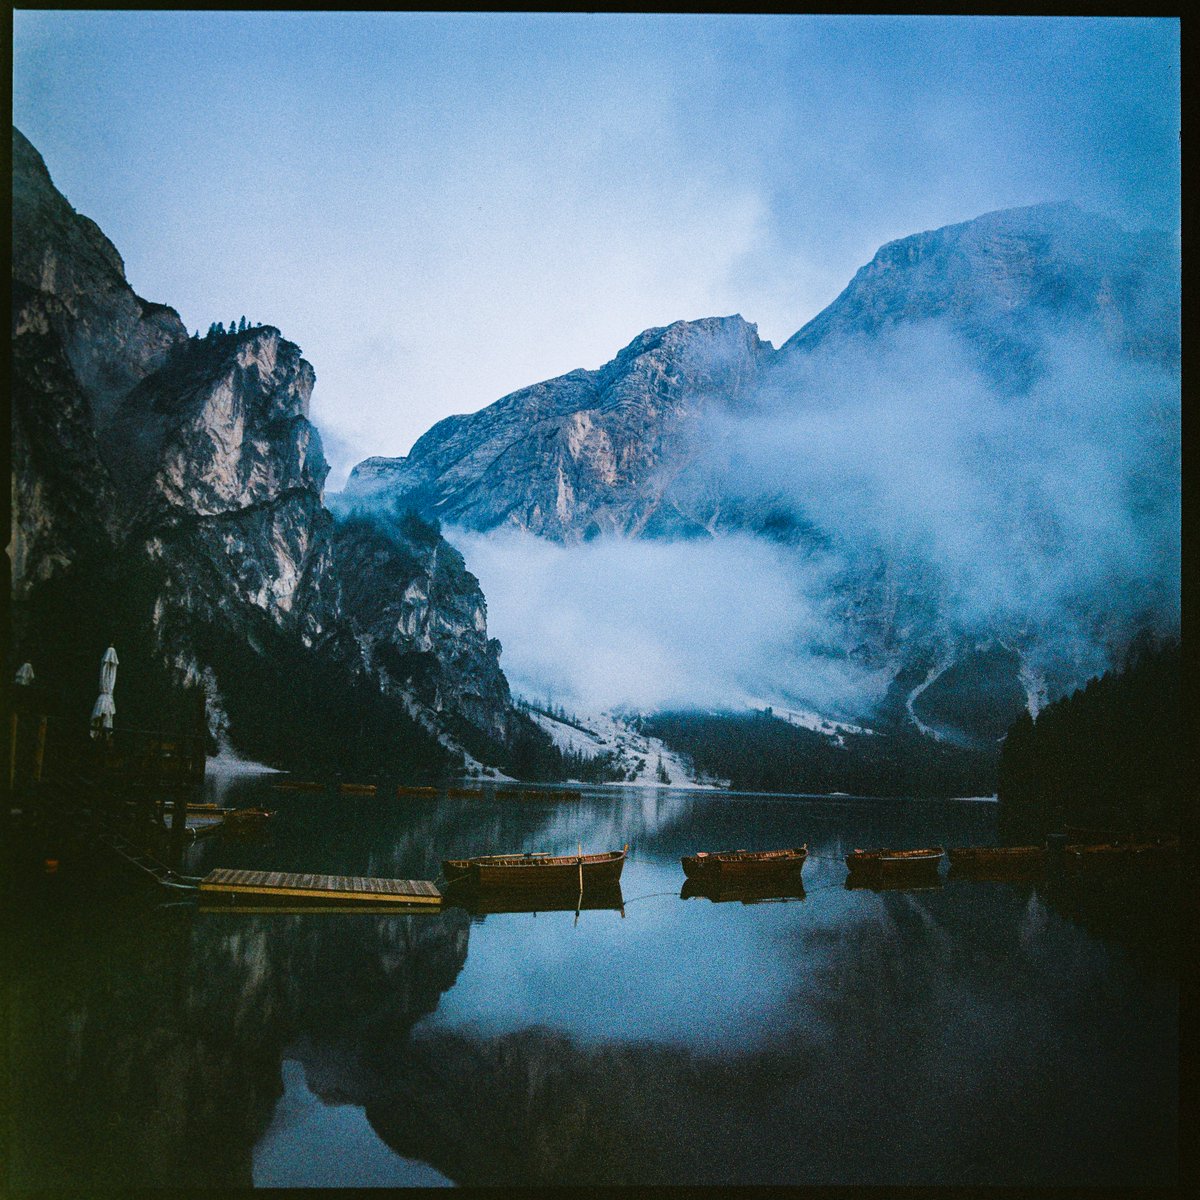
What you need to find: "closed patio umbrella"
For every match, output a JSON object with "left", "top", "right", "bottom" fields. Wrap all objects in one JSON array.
[{"left": 90, "top": 646, "right": 118, "bottom": 737}]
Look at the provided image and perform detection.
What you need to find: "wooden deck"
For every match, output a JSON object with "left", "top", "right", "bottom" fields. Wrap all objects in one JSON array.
[{"left": 198, "top": 867, "right": 442, "bottom": 905}]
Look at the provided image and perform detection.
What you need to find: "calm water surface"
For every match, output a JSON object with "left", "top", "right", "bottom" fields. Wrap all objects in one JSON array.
[{"left": 8, "top": 778, "right": 1179, "bottom": 1188}]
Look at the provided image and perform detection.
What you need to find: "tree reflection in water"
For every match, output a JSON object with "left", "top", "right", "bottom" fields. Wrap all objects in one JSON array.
[
  {"left": 8, "top": 792, "right": 1178, "bottom": 1190},
  {"left": 8, "top": 893, "right": 470, "bottom": 1190}
]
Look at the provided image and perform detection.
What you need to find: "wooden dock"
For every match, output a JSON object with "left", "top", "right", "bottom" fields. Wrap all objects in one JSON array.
[{"left": 198, "top": 867, "right": 442, "bottom": 906}]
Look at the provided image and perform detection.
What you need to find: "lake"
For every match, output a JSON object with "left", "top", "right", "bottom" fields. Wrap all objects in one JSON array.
[{"left": 7, "top": 777, "right": 1179, "bottom": 1188}]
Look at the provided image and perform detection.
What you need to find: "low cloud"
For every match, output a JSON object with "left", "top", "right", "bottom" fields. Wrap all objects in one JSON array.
[
  {"left": 725, "top": 317, "right": 1180, "bottom": 640},
  {"left": 447, "top": 528, "right": 889, "bottom": 717},
  {"left": 448, "top": 312, "right": 1178, "bottom": 718}
]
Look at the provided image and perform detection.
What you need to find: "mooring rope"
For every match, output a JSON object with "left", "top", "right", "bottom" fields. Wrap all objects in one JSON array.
[{"left": 621, "top": 889, "right": 688, "bottom": 906}]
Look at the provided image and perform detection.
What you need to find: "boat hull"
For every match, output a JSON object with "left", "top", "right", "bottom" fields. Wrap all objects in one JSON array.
[
  {"left": 1062, "top": 839, "right": 1179, "bottom": 874},
  {"left": 442, "top": 849, "right": 626, "bottom": 890},
  {"left": 845, "top": 847, "right": 944, "bottom": 880},
  {"left": 682, "top": 846, "right": 808, "bottom": 880}
]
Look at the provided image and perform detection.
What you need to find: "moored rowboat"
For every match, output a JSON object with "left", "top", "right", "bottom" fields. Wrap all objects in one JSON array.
[
  {"left": 681, "top": 846, "right": 807, "bottom": 879},
  {"left": 1063, "top": 839, "right": 1179, "bottom": 873},
  {"left": 845, "top": 847, "right": 944, "bottom": 879},
  {"left": 221, "top": 807, "right": 274, "bottom": 833},
  {"left": 442, "top": 846, "right": 627, "bottom": 890}
]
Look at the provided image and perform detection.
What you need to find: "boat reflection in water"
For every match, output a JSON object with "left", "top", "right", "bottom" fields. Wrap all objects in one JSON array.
[
  {"left": 680, "top": 877, "right": 806, "bottom": 905},
  {"left": 844, "top": 873, "right": 944, "bottom": 893},
  {"left": 443, "top": 879, "right": 625, "bottom": 918}
]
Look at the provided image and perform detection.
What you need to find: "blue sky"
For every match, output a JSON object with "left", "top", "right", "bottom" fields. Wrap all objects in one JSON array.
[{"left": 13, "top": 13, "right": 1180, "bottom": 487}]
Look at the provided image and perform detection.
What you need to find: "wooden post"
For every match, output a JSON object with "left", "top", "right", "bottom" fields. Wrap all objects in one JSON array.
[
  {"left": 8, "top": 712, "right": 18, "bottom": 792},
  {"left": 168, "top": 782, "right": 188, "bottom": 869},
  {"left": 33, "top": 716, "right": 48, "bottom": 783},
  {"left": 193, "top": 686, "right": 208, "bottom": 787}
]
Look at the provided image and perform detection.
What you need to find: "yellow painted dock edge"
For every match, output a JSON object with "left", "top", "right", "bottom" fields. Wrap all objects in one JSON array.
[
  {"left": 199, "top": 903, "right": 445, "bottom": 914},
  {"left": 199, "top": 882, "right": 442, "bottom": 905}
]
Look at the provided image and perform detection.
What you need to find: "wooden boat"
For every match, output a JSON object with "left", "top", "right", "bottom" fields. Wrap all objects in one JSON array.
[
  {"left": 680, "top": 877, "right": 806, "bottom": 905},
  {"left": 221, "top": 807, "right": 274, "bottom": 833},
  {"left": 185, "top": 813, "right": 225, "bottom": 839},
  {"left": 845, "top": 846, "right": 944, "bottom": 880},
  {"left": 271, "top": 779, "right": 325, "bottom": 792},
  {"left": 395, "top": 785, "right": 438, "bottom": 798},
  {"left": 681, "top": 846, "right": 807, "bottom": 879},
  {"left": 493, "top": 788, "right": 581, "bottom": 802},
  {"left": 947, "top": 845, "right": 1045, "bottom": 878},
  {"left": 1063, "top": 838, "right": 1179, "bottom": 874},
  {"left": 339, "top": 782, "right": 377, "bottom": 795},
  {"left": 442, "top": 846, "right": 627, "bottom": 890},
  {"left": 447, "top": 786, "right": 485, "bottom": 799}
]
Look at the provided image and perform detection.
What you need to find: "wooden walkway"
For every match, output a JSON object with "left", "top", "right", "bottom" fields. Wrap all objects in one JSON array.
[{"left": 198, "top": 867, "right": 442, "bottom": 905}]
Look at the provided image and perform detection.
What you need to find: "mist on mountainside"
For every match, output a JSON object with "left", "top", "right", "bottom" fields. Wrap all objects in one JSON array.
[{"left": 339, "top": 206, "right": 1180, "bottom": 729}]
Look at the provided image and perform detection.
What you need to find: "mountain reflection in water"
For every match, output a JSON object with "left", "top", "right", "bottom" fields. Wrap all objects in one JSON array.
[
  {"left": 7, "top": 782, "right": 1178, "bottom": 1189},
  {"left": 253, "top": 1059, "right": 451, "bottom": 1187}
]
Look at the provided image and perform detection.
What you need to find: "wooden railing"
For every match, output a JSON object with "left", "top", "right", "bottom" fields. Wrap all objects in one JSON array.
[{"left": 9, "top": 698, "right": 208, "bottom": 797}]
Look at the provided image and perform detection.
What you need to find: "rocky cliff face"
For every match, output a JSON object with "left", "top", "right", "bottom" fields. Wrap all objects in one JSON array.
[
  {"left": 331, "top": 508, "right": 514, "bottom": 745},
  {"left": 11, "top": 128, "right": 186, "bottom": 600},
  {"left": 9, "top": 127, "right": 520, "bottom": 769},
  {"left": 342, "top": 315, "right": 772, "bottom": 542}
]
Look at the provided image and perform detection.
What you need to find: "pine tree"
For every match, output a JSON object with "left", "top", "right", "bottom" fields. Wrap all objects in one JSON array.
[{"left": 238, "top": 316, "right": 247, "bottom": 333}]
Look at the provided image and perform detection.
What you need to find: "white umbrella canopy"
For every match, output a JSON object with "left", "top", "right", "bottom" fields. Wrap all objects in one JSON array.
[{"left": 90, "top": 646, "right": 119, "bottom": 737}]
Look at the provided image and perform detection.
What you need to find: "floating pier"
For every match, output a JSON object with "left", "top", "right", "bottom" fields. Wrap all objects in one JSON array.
[{"left": 198, "top": 867, "right": 442, "bottom": 906}]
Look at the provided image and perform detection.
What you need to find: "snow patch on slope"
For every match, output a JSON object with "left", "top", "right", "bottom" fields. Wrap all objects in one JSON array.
[
  {"left": 525, "top": 706, "right": 727, "bottom": 789},
  {"left": 747, "top": 702, "right": 872, "bottom": 739}
]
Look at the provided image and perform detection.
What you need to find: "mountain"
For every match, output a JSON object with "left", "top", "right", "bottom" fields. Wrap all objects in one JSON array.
[
  {"left": 339, "top": 314, "right": 771, "bottom": 542},
  {"left": 342, "top": 203, "right": 1177, "bottom": 542},
  {"left": 9, "top": 127, "right": 535, "bottom": 773},
  {"left": 780, "top": 202, "right": 1178, "bottom": 372},
  {"left": 339, "top": 202, "right": 1180, "bottom": 743}
]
